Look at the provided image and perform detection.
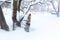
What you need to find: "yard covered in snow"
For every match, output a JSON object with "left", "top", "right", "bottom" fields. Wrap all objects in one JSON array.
[{"left": 0, "top": 7, "right": 60, "bottom": 40}]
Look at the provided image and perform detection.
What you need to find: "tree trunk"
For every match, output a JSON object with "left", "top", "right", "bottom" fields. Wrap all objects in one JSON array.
[
  {"left": 16, "top": 0, "right": 22, "bottom": 27},
  {"left": 0, "top": 6, "right": 9, "bottom": 31},
  {"left": 17, "top": 0, "right": 22, "bottom": 12},
  {"left": 12, "top": 0, "right": 22, "bottom": 30},
  {"left": 12, "top": 0, "right": 17, "bottom": 30},
  {"left": 24, "top": 14, "right": 31, "bottom": 32}
]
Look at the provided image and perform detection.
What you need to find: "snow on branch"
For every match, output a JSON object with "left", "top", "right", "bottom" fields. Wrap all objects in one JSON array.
[
  {"left": 25, "top": 1, "right": 45, "bottom": 14},
  {"left": 19, "top": 1, "right": 45, "bottom": 24}
]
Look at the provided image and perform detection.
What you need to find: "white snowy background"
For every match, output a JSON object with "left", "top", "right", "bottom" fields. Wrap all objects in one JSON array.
[{"left": 0, "top": 0, "right": 60, "bottom": 40}]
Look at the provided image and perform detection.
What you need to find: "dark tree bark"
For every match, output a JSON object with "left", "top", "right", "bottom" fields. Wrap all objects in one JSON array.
[
  {"left": 12, "top": 0, "right": 17, "bottom": 22},
  {"left": 12, "top": 0, "right": 22, "bottom": 30},
  {"left": 0, "top": 6, "right": 9, "bottom": 31},
  {"left": 17, "top": 0, "right": 22, "bottom": 12},
  {"left": 24, "top": 14, "right": 31, "bottom": 32},
  {"left": 16, "top": 0, "right": 22, "bottom": 26},
  {"left": 12, "top": 0, "right": 17, "bottom": 30}
]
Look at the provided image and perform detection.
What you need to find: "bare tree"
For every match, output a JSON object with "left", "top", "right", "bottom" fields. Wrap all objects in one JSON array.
[
  {"left": 19, "top": 1, "right": 45, "bottom": 32},
  {"left": 13, "top": 0, "right": 58, "bottom": 32},
  {"left": 24, "top": 14, "right": 31, "bottom": 32},
  {"left": 12, "top": 0, "right": 18, "bottom": 30},
  {"left": 49, "top": 0, "right": 60, "bottom": 17},
  {"left": 12, "top": 0, "right": 22, "bottom": 30},
  {"left": 0, "top": 6, "right": 9, "bottom": 31}
]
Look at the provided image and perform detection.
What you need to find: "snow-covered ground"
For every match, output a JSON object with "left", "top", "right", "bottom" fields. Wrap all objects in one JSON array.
[{"left": 0, "top": 7, "right": 60, "bottom": 40}]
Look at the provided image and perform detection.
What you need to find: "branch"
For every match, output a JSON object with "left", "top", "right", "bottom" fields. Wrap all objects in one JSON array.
[
  {"left": 19, "top": 1, "right": 45, "bottom": 23},
  {"left": 25, "top": 1, "right": 45, "bottom": 14},
  {"left": 50, "top": 1, "right": 56, "bottom": 12}
]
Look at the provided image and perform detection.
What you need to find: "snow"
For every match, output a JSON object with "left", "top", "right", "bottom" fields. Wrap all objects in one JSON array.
[
  {"left": 0, "top": 7, "right": 60, "bottom": 40},
  {"left": 0, "top": 0, "right": 60, "bottom": 40}
]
